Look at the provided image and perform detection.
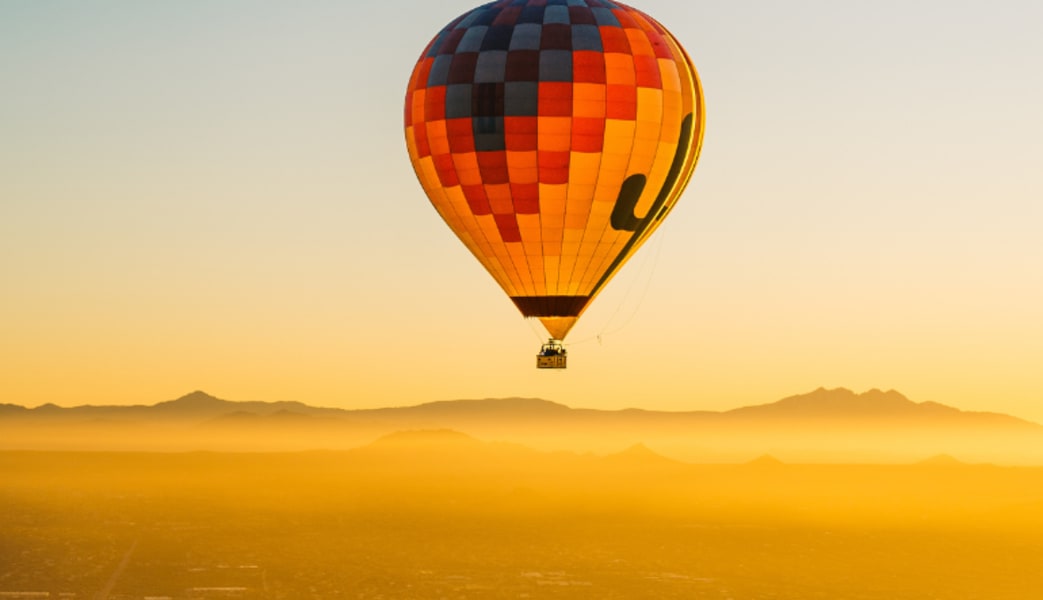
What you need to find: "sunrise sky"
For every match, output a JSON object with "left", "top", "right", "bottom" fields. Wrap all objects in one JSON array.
[{"left": 2, "top": 1, "right": 1041, "bottom": 420}]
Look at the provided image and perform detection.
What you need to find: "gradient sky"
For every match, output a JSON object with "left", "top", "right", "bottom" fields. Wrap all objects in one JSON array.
[{"left": 3, "top": 1, "right": 1041, "bottom": 420}]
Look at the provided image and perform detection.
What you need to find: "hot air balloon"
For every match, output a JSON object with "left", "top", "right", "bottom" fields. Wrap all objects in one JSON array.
[{"left": 404, "top": 0, "right": 704, "bottom": 368}]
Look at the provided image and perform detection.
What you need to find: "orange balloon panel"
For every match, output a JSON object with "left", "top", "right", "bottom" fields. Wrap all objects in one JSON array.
[{"left": 405, "top": 0, "right": 704, "bottom": 340}]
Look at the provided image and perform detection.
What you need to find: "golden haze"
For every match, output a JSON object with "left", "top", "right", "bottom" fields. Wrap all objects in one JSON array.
[
  {"left": 3, "top": 389, "right": 1043, "bottom": 598},
  {"left": 3, "top": 441, "right": 1043, "bottom": 599}
]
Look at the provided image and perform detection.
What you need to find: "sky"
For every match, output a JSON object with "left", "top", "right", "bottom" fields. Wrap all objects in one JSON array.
[{"left": 2, "top": 1, "right": 1041, "bottom": 420}]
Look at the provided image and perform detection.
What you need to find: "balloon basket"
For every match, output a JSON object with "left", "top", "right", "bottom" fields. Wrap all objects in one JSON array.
[{"left": 536, "top": 339, "right": 567, "bottom": 369}]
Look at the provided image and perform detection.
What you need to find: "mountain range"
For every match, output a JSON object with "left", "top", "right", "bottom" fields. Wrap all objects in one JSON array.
[
  {"left": 2, "top": 387, "right": 1035, "bottom": 425},
  {"left": 2, "top": 388, "right": 1041, "bottom": 463}
]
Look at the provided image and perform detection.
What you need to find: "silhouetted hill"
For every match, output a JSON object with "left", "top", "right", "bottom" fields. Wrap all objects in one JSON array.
[
  {"left": 722, "top": 388, "right": 1040, "bottom": 430},
  {"left": 747, "top": 454, "right": 786, "bottom": 467},
  {"left": 733, "top": 388, "right": 956, "bottom": 419},
  {"left": 154, "top": 390, "right": 229, "bottom": 411},
  {"left": 738, "top": 387, "right": 918, "bottom": 414},
  {"left": 368, "top": 397, "right": 572, "bottom": 420},
  {"left": 4, "top": 388, "right": 1042, "bottom": 463},
  {"left": 9, "top": 391, "right": 345, "bottom": 422},
  {"left": 349, "top": 429, "right": 576, "bottom": 478},
  {"left": 917, "top": 454, "right": 966, "bottom": 467},
  {"left": 162, "top": 393, "right": 250, "bottom": 423},
  {"left": 9, "top": 387, "right": 1034, "bottom": 427},
  {"left": 0, "top": 403, "right": 29, "bottom": 416}
]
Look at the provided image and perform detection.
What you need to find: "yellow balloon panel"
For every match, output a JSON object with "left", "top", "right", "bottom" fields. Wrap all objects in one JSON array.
[{"left": 405, "top": 0, "right": 704, "bottom": 339}]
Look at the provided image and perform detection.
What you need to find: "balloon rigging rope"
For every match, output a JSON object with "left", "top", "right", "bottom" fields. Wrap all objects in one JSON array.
[
  {"left": 526, "top": 317, "right": 547, "bottom": 343},
  {"left": 606, "top": 226, "right": 668, "bottom": 336},
  {"left": 566, "top": 224, "right": 669, "bottom": 348}
]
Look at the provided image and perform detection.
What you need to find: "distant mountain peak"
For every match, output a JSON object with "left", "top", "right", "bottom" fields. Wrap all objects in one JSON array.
[
  {"left": 150, "top": 391, "right": 236, "bottom": 417},
  {"left": 413, "top": 397, "right": 570, "bottom": 412},
  {"left": 169, "top": 391, "right": 224, "bottom": 405},
  {"left": 617, "top": 442, "right": 656, "bottom": 456},
  {"left": 804, "top": 387, "right": 911, "bottom": 404},
  {"left": 605, "top": 443, "right": 678, "bottom": 465},
  {"left": 747, "top": 454, "right": 785, "bottom": 467},
  {"left": 729, "top": 387, "right": 931, "bottom": 418},
  {"left": 917, "top": 453, "right": 965, "bottom": 466}
]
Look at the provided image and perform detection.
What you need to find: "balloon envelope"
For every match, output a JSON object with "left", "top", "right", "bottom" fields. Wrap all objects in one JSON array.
[{"left": 405, "top": 0, "right": 704, "bottom": 340}]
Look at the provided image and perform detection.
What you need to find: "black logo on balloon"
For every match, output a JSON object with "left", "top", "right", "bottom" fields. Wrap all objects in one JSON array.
[{"left": 595, "top": 112, "right": 694, "bottom": 294}]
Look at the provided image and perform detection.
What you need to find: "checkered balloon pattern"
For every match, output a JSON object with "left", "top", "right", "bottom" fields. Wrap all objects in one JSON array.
[{"left": 405, "top": 0, "right": 703, "bottom": 340}]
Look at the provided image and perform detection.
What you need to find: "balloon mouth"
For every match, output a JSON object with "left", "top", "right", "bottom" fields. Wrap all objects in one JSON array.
[
  {"left": 511, "top": 296, "right": 589, "bottom": 340},
  {"left": 510, "top": 295, "right": 590, "bottom": 317}
]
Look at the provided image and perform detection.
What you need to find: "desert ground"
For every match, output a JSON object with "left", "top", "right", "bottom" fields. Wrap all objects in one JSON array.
[{"left": 3, "top": 438, "right": 1042, "bottom": 599}]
